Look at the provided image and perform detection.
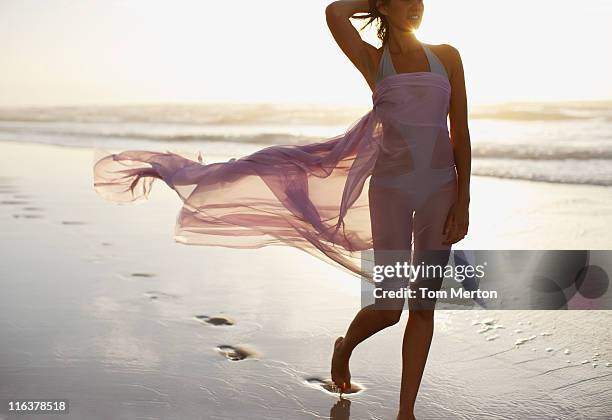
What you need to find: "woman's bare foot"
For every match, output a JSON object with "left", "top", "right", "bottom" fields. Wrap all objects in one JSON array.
[{"left": 331, "top": 336, "right": 351, "bottom": 392}]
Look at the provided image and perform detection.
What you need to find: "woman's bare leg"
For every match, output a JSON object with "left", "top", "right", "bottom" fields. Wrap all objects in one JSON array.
[
  {"left": 397, "top": 184, "right": 456, "bottom": 418},
  {"left": 397, "top": 309, "right": 435, "bottom": 419},
  {"left": 331, "top": 303, "right": 403, "bottom": 391},
  {"left": 331, "top": 183, "right": 413, "bottom": 392}
]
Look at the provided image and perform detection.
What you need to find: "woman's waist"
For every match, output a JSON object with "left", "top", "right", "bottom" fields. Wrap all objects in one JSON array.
[
  {"left": 368, "top": 167, "right": 456, "bottom": 192},
  {"left": 372, "top": 153, "right": 456, "bottom": 175},
  {"left": 371, "top": 165, "right": 456, "bottom": 179}
]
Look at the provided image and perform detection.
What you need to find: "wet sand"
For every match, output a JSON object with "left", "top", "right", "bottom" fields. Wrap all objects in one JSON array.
[{"left": 0, "top": 140, "right": 611, "bottom": 419}]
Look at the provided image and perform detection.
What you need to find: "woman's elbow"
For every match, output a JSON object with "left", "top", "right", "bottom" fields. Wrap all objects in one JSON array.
[{"left": 325, "top": 2, "right": 340, "bottom": 17}]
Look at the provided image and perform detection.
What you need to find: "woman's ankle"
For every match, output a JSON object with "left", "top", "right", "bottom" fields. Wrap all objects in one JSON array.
[{"left": 396, "top": 408, "right": 415, "bottom": 420}]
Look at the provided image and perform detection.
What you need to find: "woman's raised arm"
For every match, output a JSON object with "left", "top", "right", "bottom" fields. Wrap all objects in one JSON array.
[{"left": 325, "top": 1, "right": 377, "bottom": 81}]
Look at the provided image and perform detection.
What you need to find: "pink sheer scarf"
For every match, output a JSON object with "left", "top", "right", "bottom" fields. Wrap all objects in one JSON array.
[{"left": 93, "top": 72, "right": 455, "bottom": 284}]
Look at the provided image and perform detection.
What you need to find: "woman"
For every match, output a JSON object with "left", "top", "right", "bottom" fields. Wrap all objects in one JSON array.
[
  {"left": 326, "top": 1, "right": 471, "bottom": 419},
  {"left": 92, "top": 1, "right": 470, "bottom": 418}
]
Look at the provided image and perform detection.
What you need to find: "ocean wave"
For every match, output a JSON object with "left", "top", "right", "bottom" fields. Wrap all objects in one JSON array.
[
  {"left": 472, "top": 158, "right": 612, "bottom": 186},
  {"left": 1, "top": 100, "right": 611, "bottom": 124},
  {"left": 470, "top": 110, "right": 588, "bottom": 121},
  {"left": 1, "top": 123, "right": 611, "bottom": 160},
  {"left": 0, "top": 124, "right": 316, "bottom": 146},
  {"left": 469, "top": 101, "right": 612, "bottom": 121},
  {"left": 473, "top": 144, "right": 612, "bottom": 160},
  {"left": 0, "top": 104, "right": 366, "bottom": 126}
]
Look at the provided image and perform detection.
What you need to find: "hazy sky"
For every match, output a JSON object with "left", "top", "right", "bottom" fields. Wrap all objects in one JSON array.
[{"left": 1, "top": 0, "right": 611, "bottom": 107}]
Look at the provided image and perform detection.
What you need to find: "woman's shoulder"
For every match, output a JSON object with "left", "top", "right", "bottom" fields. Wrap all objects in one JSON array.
[
  {"left": 426, "top": 43, "right": 461, "bottom": 61},
  {"left": 425, "top": 43, "right": 462, "bottom": 75}
]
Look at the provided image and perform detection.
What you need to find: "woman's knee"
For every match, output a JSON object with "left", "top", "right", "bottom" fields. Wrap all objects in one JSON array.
[{"left": 378, "top": 308, "right": 403, "bottom": 325}]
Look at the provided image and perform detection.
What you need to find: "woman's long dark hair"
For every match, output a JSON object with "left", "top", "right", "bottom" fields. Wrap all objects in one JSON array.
[{"left": 352, "top": 0, "right": 390, "bottom": 46}]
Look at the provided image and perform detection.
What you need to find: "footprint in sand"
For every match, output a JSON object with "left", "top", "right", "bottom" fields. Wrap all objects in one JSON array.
[
  {"left": 304, "top": 377, "right": 364, "bottom": 395},
  {"left": 131, "top": 272, "right": 156, "bottom": 278},
  {"left": 216, "top": 344, "right": 255, "bottom": 361},
  {"left": 195, "top": 314, "right": 235, "bottom": 326}
]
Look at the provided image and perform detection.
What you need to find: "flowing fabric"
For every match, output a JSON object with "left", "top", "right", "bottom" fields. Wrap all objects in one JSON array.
[{"left": 93, "top": 72, "right": 456, "bottom": 285}]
